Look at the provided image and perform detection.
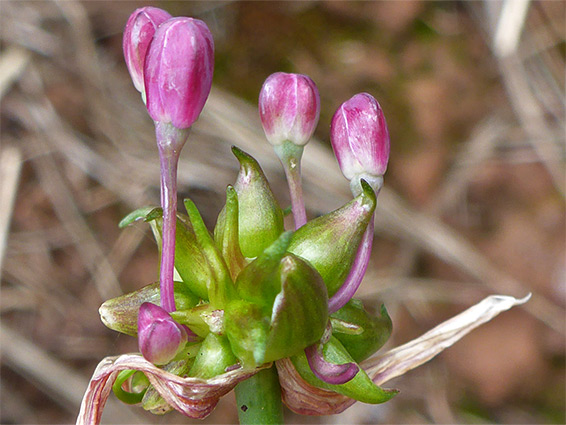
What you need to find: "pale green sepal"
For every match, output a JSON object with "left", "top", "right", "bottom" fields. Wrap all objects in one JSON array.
[
  {"left": 290, "top": 336, "right": 397, "bottom": 404},
  {"left": 99, "top": 281, "right": 199, "bottom": 336}
]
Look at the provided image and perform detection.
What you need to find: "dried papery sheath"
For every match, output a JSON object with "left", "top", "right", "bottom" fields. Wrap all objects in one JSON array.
[
  {"left": 144, "top": 17, "right": 214, "bottom": 129},
  {"left": 259, "top": 72, "right": 320, "bottom": 147},
  {"left": 123, "top": 7, "right": 171, "bottom": 98},
  {"left": 77, "top": 354, "right": 270, "bottom": 424}
]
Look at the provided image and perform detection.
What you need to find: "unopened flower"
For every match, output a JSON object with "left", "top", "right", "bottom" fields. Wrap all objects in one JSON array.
[
  {"left": 144, "top": 17, "right": 214, "bottom": 129},
  {"left": 123, "top": 7, "right": 172, "bottom": 98},
  {"left": 331, "top": 93, "right": 390, "bottom": 194},
  {"left": 138, "top": 302, "right": 189, "bottom": 365},
  {"left": 259, "top": 72, "right": 320, "bottom": 147}
]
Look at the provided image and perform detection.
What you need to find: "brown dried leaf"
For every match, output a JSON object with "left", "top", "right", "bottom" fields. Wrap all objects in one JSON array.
[{"left": 76, "top": 354, "right": 268, "bottom": 424}]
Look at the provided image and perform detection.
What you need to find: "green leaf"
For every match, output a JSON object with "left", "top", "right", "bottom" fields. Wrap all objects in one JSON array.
[
  {"left": 288, "top": 180, "right": 376, "bottom": 296},
  {"left": 214, "top": 186, "right": 246, "bottom": 280},
  {"left": 331, "top": 299, "right": 392, "bottom": 362},
  {"left": 189, "top": 333, "right": 239, "bottom": 379},
  {"left": 231, "top": 146, "right": 284, "bottom": 258},
  {"left": 99, "top": 282, "right": 199, "bottom": 336},
  {"left": 291, "top": 336, "right": 397, "bottom": 404},
  {"left": 118, "top": 206, "right": 159, "bottom": 228},
  {"left": 184, "top": 199, "right": 236, "bottom": 308}
]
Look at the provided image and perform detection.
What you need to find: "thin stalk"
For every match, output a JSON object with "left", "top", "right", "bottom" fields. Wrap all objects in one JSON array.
[
  {"left": 155, "top": 122, "right": 189, "bottom": 313},
  {"left": 328, "top": 217, "right": 374, "bottom": 314},
  {"left": 235, "top": 366, "right": 283, "bottom": 425},
  {"left": 275, "top": 142, "right": 306, "bottom": 229},
  {"left": 158, "top": 150, "right": 179, "bottom": 312}
]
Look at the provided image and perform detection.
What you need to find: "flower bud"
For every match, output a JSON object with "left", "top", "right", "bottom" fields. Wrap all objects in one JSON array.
[
  {"left": 144, "top": 17, "right": 214, "bottom": 129},
  {"left": 330, "top": 93, "right": 390, "bottom": 193},
  {"left": 138, "top": 302, "right": 188, "bottom": 365},
  {"left": 259, "top": 72, "right": 320, "bottom": 146},
  {"left": 123, "top": 7, "right": 172, "bottom": 96}
]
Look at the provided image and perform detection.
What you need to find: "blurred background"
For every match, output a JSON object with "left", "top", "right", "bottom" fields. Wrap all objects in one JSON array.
[{"left": 0, "top": 1, "right": 564, "bottom": 424}]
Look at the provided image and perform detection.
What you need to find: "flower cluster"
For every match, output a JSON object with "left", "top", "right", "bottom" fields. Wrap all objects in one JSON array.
[{"left": 77, "top": 6, "right": 530, "bottom": 425}]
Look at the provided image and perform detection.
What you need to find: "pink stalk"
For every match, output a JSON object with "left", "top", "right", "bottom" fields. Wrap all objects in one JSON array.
[
  {"left": 155, "top": 123, "right": 189, "bottom": 312},
  {"left": 304, "top": 344, "right": 358, "bottom": 385},
  {"left": 328, "top": 217, "right": 374, "bottom": 314}
]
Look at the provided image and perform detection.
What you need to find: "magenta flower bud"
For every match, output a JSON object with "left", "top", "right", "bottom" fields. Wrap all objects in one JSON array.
[
  {"left": 123, "top": 7, "right": 172, "bottom": 96},
  {"left": 330, "top": 93, "right": 390, "bottom": 191},
  {"left": 259, "top": 72, "right": 320, "bottom": 146},
  {"left": 144, "top": 17, "right": 214, "bottom": 129},
  {"left": 138, "top": 302, "right": 188, "bottom": 365}
]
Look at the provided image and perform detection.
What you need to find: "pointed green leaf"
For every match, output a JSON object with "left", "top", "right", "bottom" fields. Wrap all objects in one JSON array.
[
  {"left": 288, "top": 180, "right": 376, "bottom": 296},
  {"left": 291, "top": 336, "right": 397, "bottom": 404},
  {"left": 331, "top": 299, "right": 392, "bottom": 362},
  {"left": 231, "top": 146, "right": 284, "bottom": 258},
  {"left": 184, "top": 199, "right": 236, "bottom": 308},
  {"left": 118, "top": 206, "right": 159, "bottom": 228},
  {"left": 214, "top": 186, "right": 246, "bottom": 280}
]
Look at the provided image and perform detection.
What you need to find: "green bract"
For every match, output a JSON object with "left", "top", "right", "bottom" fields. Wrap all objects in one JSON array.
[
  {"left": 288, "top": 180, "right": 376, "bottom": 296},
  {"left": 291, "top": 336, "right": 397, "bottom": 404},
  {"left": 105, "top": 148, "right": 392, "bottom": 408},
  {"left": 330, "top": 299, "right": 392, "bottom": 362},
  {"left": 99, "top": 281, "right": 199, "bottom": 336},
  {"left": 226, "top": 146, "right": 284, "bottom": 258},
  {"left": 225, "top": 232, "right": 328, "bottom": 367}
]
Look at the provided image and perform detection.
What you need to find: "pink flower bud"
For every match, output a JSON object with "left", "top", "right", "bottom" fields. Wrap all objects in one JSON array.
[
  {"left": 123, "top": 7, "right": 172, "bottom": 96},
  {"left": 144, "top": 17, "right": 214, "bottom": 129},
  {"left": 259, "top": 72, "right": 320, "bottom": 146},
  {"left": 330, "top": 93, "right": 390, "bottom": 182},
  {"left": 138, "top": 302, "right": 188, "bottom": 365}
]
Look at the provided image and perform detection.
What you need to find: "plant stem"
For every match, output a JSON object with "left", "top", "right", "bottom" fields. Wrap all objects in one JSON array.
[
  {"left": 158, "top": 150, "right": 179, "bottom": 312},
  {"left": 235, "top": 366, "right": 284, "bottom": 425},
  {"left": 155, "top": 122, "right": 189, "bottom": 313},
  {"left": 274, "top": 141, "right": 306, "bottom": 229},
  {"left": 327, "top": 217, "right": 374, "bottom": 314}
]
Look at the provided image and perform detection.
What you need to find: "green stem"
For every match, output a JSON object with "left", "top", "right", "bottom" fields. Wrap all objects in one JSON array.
[
  {"left": 274, "top": 141, "right": 306, "bottom": 229},
  {"left": 235, "top": 366, "right": 284, "bottom": 425}
]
